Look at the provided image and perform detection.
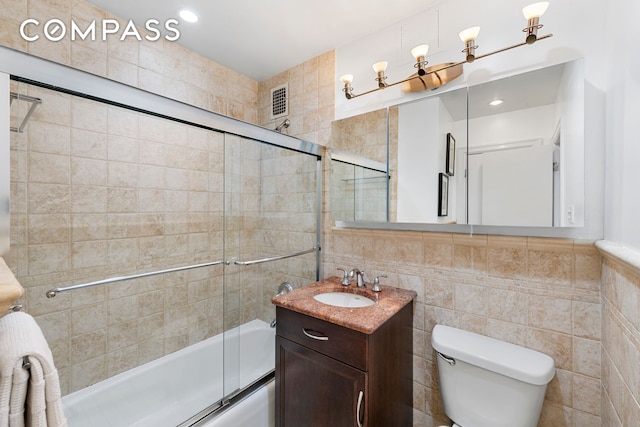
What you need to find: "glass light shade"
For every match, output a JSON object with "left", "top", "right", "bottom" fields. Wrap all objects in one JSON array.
[
  {"left": 178, "top": 9, "right": 199, "bottom": 23},
  {"left": 410, "top": 44, "right": 429, "bottom": 60},
  {"left": 459, "top": 26, "right": 480, "bottom": 42},
  {"left": 372, "top": 61, "right": 388, "bottom": 73},
  {"left": 340, "top": 74, "right": 353, "bottom": 84},
  {"left": 489, "top": 99, "right": 504, "bottom": 106},
  {"left": 523, "top": 2, "right": 549, "bottom": 19}
]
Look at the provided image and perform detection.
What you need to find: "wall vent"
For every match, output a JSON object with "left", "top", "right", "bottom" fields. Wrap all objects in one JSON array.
[{"left": 270, "top": 84, "right": 288, "bottom": 120}]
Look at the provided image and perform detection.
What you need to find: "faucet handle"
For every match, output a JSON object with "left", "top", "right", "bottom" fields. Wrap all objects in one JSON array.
[
  {"left": 372, "top": 274, "right": 387, "bottom": 292},
  {"left": 337, "top": 268, "right": 350, "bottom": 286}
]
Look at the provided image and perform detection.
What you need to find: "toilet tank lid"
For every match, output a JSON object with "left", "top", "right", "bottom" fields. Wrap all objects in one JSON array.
[{"left": 431, "top": 325, "right": 555, "bottom": 386}]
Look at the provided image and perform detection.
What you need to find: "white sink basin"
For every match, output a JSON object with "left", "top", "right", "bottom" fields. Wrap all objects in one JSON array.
[{"left": 313, "top": 292, "right": 375, "bottom": 308}]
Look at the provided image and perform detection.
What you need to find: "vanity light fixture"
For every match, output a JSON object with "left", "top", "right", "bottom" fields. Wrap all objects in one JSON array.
[
  {"left": 340, "top": 2, "right": 552, "bottom": 100},
  {"left": 459, "top": 26, "right": 480, "bottom": 63},
  {"left": 523, "top": 2, "right": 549, "bottom": 44},
  {"left": 372, "top": 61, "right": 388, "bottom": 87},
  {"left": 340, "top": 74, "right": 354, "bottom": 99},
  {"left": 411, "top": 44, "right": 430, "bottom": 75},
  {"left": 178, "top": 9, "right": 199, "bottom": 23}
]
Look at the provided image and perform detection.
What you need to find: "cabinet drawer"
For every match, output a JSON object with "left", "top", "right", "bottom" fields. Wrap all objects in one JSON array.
[{"left": 276, "top": 307, "right": 367, "bottom": 370}]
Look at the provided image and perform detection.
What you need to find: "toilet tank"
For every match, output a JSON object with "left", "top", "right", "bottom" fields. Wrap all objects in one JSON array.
[{"left": 432, "top": 325, "right": 555, "bottom": 427}]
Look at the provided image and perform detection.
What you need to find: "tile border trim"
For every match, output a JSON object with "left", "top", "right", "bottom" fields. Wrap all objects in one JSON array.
[{"left": 595, "top": 240, "right": 640, "bottom": 274}]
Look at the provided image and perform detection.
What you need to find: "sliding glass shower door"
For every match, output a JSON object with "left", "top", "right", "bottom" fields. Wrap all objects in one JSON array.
[
  {"left": 6, "top": 69, "right": 321, "bottom": 426},
  {"left": 222, "top": 134, "right": 320, "bottom": 398}
]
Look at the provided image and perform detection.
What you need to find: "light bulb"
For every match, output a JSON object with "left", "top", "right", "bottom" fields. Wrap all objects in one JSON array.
[
  {"left": 523, "top": 2, "right": 549, "bottom": 20},
  {"left": 372, "top": 61, "right": 388, "bottom": 73},
  {"left": 410, "top": 44, "right": 429, "bottom": 60},
  {"left": 340, "top": 74, "right": 353, "bottom": 84},
  {"left": 489, "top": 99, "right": 504, "bottom": 106},
  {"left": 178, "top": 9, "right": 199, "bottom": 23},
  {"left": 459, "top": 26, "right": 480, "bottom": 42}
]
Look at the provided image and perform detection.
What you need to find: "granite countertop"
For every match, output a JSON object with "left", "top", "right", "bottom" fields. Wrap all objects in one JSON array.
[{"left": 272, "top": 276, "right": 417, "bottom": 334}]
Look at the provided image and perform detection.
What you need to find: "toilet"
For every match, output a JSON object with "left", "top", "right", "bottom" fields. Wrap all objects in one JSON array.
[{"left": 431, "top": 324, "right": 555, "bottom": 427}]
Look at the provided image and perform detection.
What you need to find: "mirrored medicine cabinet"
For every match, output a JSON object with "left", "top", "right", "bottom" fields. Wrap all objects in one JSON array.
[{"left": 330, "top": 58, "right": 585, "bottom": 231}]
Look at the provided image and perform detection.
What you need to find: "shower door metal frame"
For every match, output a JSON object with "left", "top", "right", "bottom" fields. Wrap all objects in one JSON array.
[
  {"left": 0, "top": 46, "right": 321, "bottom": 158},
  {"left": 0, "top": 72, "right": 9, "bottom": 256},
  {"left": 219, "top": 132, "right": 322, "bottom": 405}
]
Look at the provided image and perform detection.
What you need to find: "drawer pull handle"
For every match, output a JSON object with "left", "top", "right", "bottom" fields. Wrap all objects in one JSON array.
[
  {"left": 302, "top": 328, "right": 328, "bottom": 341},
  {"left": 356, "top": 390, "right": 364, "bottom": 427}
]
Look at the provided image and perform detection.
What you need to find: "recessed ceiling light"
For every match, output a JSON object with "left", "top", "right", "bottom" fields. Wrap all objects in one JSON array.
[
  {"left": 489, "top": 99, "right": 504, "bottom": 106},
  {"left": 179, "top": 9, "right": 199, "bottom": 23}
]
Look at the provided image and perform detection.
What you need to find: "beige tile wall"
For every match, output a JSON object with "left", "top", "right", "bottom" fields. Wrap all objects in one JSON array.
[
  {"left": 256, "top": 145, "right": 319, "bottom": 322},
  {"left": 9, "top": 81, "right": 227, "bottom": 394},
  {"left": 330, "top": 108, "right": 387, "bottom": 162},
  {"left": 9, "top": 80, "right": 319, "bottom": 396},
  {"left": 257, "top": 51, "right": 334, "bottom": 146},
  {"left": 600, "top": 252, "right": 640, "bottom": 426},
  {"left": 0, "top": 0, "right": 258, "bottom": 124},
  {"left": 328, "top": 107, "right": 398, "bottom": 223},
  {"left": 329, "top": 109, "right": 388, "bottom": 223},
  {"left": 222, "top": 139, "right": 319, "bottom": 329},
  {"left": 322, "top": 229, "right": 603, "bottom": 427}
]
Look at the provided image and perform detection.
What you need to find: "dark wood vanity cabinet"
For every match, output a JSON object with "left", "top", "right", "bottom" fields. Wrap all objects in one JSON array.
[{"left": 275, "top": 304, "right": 413, "bottom": 427}]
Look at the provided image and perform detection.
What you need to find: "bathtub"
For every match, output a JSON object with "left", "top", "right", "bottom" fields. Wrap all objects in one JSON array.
[
  {"left": 197, "top": 379, "right": 275, "bottom": 427},
  {"left": 62, "top": 319, "right": 275, "bottom": 427}
]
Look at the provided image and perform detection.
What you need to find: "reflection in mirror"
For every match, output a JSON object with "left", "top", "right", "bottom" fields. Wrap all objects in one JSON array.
[
  {"left": 330, "top": 154, "right": 387, "bottom": 222},
  {"left": 331, "top": 59, "right": 584, "bottom": 229},
  {"left": 329, "top": 108, "right": 394, "bottom": 223},
  {"left": 465, "top": 60, "right": 584, "bottom": 227},
  {"left": 396, "top": 86, "right": 468, "bottom": 224}
]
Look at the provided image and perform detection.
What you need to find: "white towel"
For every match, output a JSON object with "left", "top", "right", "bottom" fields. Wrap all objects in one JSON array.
[{"left": 0, "top": 312, "right": 67, "bottom": 427}]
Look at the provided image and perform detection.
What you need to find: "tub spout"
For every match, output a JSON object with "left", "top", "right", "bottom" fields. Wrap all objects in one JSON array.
[{"left": 270, "top": 319, "right": 277, "bottom": 328}]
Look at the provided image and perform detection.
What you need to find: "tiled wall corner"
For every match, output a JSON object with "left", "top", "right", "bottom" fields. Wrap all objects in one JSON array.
[
  {"left": 257, "top": 50, "right": 335, "bottom": 146},
  {"left": 600, "top": 250, "right": 640, "bottom": 426}
]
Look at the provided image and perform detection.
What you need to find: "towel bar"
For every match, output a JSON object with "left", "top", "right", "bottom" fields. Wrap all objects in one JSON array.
[
  {"left": 46, "top": 260, "right": 225, "bottom": 298},
  {"left": 232, "top": 247, "right": 318, "bottom": 266},
  {"left": 10, "top": 92, "right": 42, "bottom": 133}
]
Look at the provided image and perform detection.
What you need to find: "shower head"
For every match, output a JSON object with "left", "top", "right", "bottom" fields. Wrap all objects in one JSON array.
[{"left": 275, "top": 119, "right": 290, "bottom": 132}]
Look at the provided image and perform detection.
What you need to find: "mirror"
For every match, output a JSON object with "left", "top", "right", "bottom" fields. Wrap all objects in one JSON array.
[
  {"left": 331, "top": 59, "right": 585, "bottom": 228},
  {"left": 330, "top": 156, "right": 387, "bottom": 222},
  {"left": 330, "top": 109, "right": 390, "bottom": 223}
]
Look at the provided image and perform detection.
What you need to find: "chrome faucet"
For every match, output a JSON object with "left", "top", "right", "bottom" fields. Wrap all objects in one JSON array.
[{"left": 348, "top": 268, "right": 366, "bottom": 287}]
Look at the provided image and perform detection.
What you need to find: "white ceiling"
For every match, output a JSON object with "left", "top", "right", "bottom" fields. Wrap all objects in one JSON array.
[{"left": 85, "top": 0, "right": 440, "bottom": 81}]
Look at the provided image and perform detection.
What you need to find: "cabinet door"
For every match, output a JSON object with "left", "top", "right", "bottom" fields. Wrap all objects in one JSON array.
[{"left": 276, "top": 337, "right": 367, "bottom": 427}]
